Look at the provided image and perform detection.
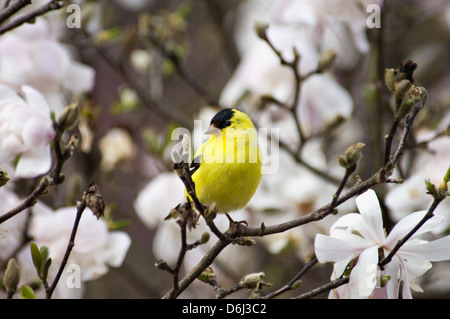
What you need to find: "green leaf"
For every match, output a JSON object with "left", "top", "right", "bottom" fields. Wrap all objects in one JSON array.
[
  {"left": 42, "top": 258, "right": 52, "bottom": 281},
  {"left": 39, "top": 246, "right": 50, "bottom": 267},
  {"left": 30, "top": 242, "right": 41, "bottom": 274},
  {"left": 107, "top": 219, "right": 132, "bottom": 230},
  {"left": 20, "top": 285, "right": 35, "bottom": 299}
]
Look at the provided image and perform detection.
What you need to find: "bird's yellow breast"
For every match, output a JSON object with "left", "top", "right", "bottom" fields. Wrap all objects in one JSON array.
[{"left": 191, "top": 126, "right": 262, "bottom": 213}]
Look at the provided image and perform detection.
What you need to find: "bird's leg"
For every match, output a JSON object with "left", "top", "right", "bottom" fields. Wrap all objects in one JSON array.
[{"left": 225, "top": 213, "right": 248, "bottom": 235}]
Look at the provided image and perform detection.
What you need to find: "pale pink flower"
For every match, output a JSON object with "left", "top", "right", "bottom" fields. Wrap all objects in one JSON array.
[
  {"left": 0, "top": 18, "right": 95, "bottom": 116},
  {"left": 0, "top": 85, "right": 55, "bottom": 178},
  {"left": 29, "top": 203, "right": 131, "bottom": 282}
]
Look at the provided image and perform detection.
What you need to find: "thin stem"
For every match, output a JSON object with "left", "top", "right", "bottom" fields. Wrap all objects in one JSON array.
[
  {"left": 264, "top": 257, "right": 318, "bottom": 299},
  {"left": 46, "top": 199, "right": 87, "bottom": 299},
  {"left": 294, "top": 277, "right": 349, "bottom": 299}
]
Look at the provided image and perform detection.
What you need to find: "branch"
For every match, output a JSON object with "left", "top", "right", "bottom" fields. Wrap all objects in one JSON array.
[
  {"left": 163, "top": 239, "right": 230, "bottom": 299},
  {"left": 0, "top": 0, "right": 31, "bottom": 24},
  {"left": 294, "top": 277, "right": 349, "bottom": 299},
  {"left": 379, "top": 195, "right": 445, "bottom": 270},
  {"left": 0, "top": 0, "right": 64, "bottom": 35}
]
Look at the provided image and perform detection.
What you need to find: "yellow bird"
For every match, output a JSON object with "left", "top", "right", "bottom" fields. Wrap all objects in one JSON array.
[{"left": 188, "top": 108, "right": 262, "bottom": 215}]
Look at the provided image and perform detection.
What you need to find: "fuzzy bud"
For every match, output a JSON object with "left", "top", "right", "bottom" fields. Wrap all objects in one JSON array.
[
  {"left": 205, "top": 202, "right": 217, "bottom": 222},
  {"left": 198, "top": 267, "right": 216, "bottom": 284},
  {"left": 155, "top": 259, "right": 173, "bottom": 272},
  {"left": 395, "top": 100, "right": 415, "bottom": 120},
  {"left": 317, "top": 50, "right": 337, "bottom": 72},
  {"left": 200, "top": 232, "right": 210, "bottom": 244},
  {"left": 394, "top": 79, "right": 413, "bottom": 102},
  {"left": 4, "top": 258, "right": 21, "bottom": 294},
  {"left": 0, "top": 170, "right": 9, "bottom": 187},
  {"left": 239, "top": 272, "right": 272, "bottom": 291},
  {"left": 255, "top": 21, "right": 269, "bottom": 41},
  {"left": 58, "top": 103, "right": 80, "bottom": 131},
  {"left": 384, "top": 68, "right": 396, "bottom": 92},
  {"left": 338, "top": 142, "right": 365, "bottom": 169}
]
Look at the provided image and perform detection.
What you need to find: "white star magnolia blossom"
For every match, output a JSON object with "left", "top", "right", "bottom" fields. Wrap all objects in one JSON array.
[
  {"left": 0, "top": 84, "right": 55, "bottom": 178},
  {"left": 0, "top": 18, "right": 95, "bottom": 116},
  {"left": 29, "top": 203, "right": 131, "bottom": 282},
  {"left": 315, "top": 189, "right": 450, "bottom": 299}
]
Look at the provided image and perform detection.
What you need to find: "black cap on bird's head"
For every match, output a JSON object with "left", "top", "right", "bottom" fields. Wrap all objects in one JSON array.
[{"left": 210, "top": 108, "right": 234, "bottom": 129}]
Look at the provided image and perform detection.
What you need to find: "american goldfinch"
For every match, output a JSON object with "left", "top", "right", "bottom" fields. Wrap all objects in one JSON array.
[{"left": 188, "top": 108, "right": 262, "bottom": 215}]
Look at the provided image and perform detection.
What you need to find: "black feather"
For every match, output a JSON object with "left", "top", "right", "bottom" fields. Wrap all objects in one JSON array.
[{"left": 210, "top": 108, "right": 234, "bottom": 129}]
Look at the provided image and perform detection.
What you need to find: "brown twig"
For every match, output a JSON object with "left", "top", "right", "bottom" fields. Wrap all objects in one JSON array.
[
  {"left": 0, "top": 0, "right": 64, "bottom": 35},
  {"left": 0, "top": 0, "right": 31, "bottom": 24}
]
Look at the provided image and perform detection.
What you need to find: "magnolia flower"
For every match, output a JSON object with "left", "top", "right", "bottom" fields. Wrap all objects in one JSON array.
[
  {"left": 99, "top": 128, "right": 137, "bottom": 172},
  {"left": 0, "top": 18, "right": 95, "bottom": 116},
  {"left": 315, "top": 189, "right": 450, "bottom": 299},
  {"left": 0, "top": 84, "right": 55, "bottom": 178},
  {"left": 29, "top": 203, "right": 131, "bottom": 283}
]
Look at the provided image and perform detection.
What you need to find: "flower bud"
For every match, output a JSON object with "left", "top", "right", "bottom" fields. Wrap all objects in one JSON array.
[
  {"left": 239, "top": 272, "right": 272, "bottom": 290},
  {"left": 155, "top": 259, "right": 173, "bottom": 272},
  {"left": 205, "top": 202, "right": 217, "bottom": 222},
  {"left": 291, "top": 280, "right": 302, "bottom": 290},
  {"left": 395, "top": 99, "right": 414, "bottom": 120},
  {"left": 58, "top": 103, "right": 80, "bottom": 131},
  {"left": 0, "top": 170, "right": 9, "bottom": 187},
  {"left": 380, "top": 275, "right": 391, "bottom": 287},
  {"left": 234, "top": 237, "right": 256, "bottom": 246},
  {"left": 254, "top": 21, "right": 269, "bottom": 40},
  {"left": 338, "top": 142, "right": 365, "bottom": 169},
  {"left": 317, "top": 50, "right": 337, "bottom": 72},
  {"left": 384, "top": 68, "right": 396, "bottom": 92},
  {"left": 4, "top": 258, "right": 21, "bottom": 294},
  {"left": 394, "top": 79, "right": 413, "bottom": 101},
  {"left": 198, "top": 267, "right": 216, "bottom": 284},
  {"left": 200, "top": 232, "right": 210, "bottom": 244}
]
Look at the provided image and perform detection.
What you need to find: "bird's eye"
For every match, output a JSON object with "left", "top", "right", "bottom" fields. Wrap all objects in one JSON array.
[{"left": 226, "top": 120, "right": 231, "bottom": 127}]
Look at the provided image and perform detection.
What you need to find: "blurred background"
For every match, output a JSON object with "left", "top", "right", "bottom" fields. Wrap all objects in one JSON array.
[{"left": 1, "top": 0, "right": 450, "bottom": 298}]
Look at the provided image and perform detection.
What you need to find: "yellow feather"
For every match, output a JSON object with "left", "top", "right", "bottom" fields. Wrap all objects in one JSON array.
[{"left": 188, "top": 109, "right": 262, "bottom": 214}]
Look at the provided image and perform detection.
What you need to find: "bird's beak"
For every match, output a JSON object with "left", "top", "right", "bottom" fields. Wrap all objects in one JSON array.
[{"left": 204, "top": 124, "right": 220, "bottom": 135}]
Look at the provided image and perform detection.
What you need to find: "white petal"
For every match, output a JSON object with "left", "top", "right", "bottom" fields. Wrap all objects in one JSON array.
[
  {"left": 355, "top": 189, "right": 385, "bottom": 242},
  {"left": 134, "top": 173, "right": 185, "bottom": 227},
  {"left": 384, "top": 257, "right": 401, "bottom": 299},
  {"left": 101, "top": 231, "right": 131, "bottom": 267},
  {"left": 349, "top": 246, "right": 379, "bottom": 298},
  {"left": 21, "top": 85, "right": 51, "bottom": 117},
  {"left": 401, "top": 235, "right": 450, "bottom": 262},
  {"left": 63, "top": 61, "right": 95, "bottom": 93},
  {"left": 314, "top": 233, "right": 369, "bottom": 263},
  {"left": 385, "top": 210, "right": 444, "bottom": 248},
  {"left": 15, "top": 145, "right": 52, "bottom": 178}
]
